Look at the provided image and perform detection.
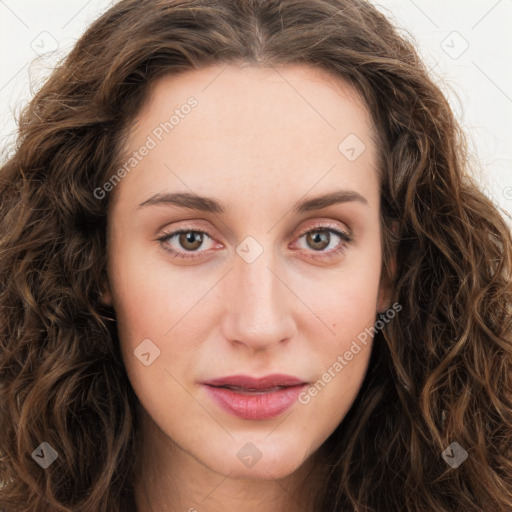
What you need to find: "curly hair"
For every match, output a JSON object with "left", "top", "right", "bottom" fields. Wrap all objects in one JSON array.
[{"left": 1, "top": 0, "right": 511, "bottom": 510}]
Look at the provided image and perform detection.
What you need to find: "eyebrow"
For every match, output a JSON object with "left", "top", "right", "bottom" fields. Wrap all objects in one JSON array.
[{"left": 137, "top": 189, "right": 368, "bottom": 214}]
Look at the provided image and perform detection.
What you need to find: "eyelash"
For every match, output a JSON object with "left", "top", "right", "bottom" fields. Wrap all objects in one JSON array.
[{"left": 156, "top": 223, "right": 353, "bottom": 261}]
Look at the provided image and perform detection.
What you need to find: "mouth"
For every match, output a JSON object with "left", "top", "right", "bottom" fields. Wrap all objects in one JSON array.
[
  {"left": 201, "top": 374, "right": 308, "bottom": 420},
  {"left": 207, "top": 384, "right": 296, "bottom": 394},
  {"left": 202, "top": 373, "right": 307, "bottom": 389}
]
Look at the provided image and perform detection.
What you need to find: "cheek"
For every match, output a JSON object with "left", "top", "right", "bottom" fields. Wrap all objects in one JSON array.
[
  {"left": 302, "top": 259, "right": 382, "bottom": 339},
  {"left": 296, "top": 250, "right": 382, "bottom": 397},
  {"left": 109, "top": 246, "right": 217, "bottom": 395},
  {"left": 110, "top": 244, "right": 200, "bottom": 337},
  {"left": 296, "top": 276, "right": 379, "bottom": 431}
]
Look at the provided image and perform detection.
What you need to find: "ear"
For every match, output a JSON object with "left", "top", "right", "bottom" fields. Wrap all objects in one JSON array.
[
  {"left": 377, "top": 222, "right": 398, "bottom": 313},
  {"left": 99, "top": 273, "right": 113, "bottom": 307},
  {"left": 377, "top": 259, "right": 395, "bottom": 313}
]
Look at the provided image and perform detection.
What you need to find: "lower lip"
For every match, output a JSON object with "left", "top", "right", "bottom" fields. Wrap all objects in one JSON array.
[{"left": 203, "top": 384, "right": 307, "bottom": 420}]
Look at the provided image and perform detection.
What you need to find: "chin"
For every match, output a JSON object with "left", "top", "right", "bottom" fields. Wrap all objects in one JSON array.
[{"left": 198, "top": 433, "right": 313, "bottom": 480}]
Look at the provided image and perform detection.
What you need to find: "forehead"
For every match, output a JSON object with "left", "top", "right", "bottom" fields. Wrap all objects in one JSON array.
[
  {"left": 111, "top": 63, "right": 379, "bottom": 212},
  {"left": 137, "top": 63, "right": 373, "bottom": 140}
]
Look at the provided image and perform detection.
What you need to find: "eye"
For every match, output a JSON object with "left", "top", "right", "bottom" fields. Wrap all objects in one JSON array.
[
  {"left": 294, "top": 225, "right": 353, "bottom": 260},
  {"left": 156, "top": 228, "right": 217, "bottom": 260}
]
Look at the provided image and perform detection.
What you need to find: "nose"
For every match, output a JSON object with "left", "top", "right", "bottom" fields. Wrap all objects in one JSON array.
[{"left": 220, "top": 246, "right": 297, "bottom": 353}]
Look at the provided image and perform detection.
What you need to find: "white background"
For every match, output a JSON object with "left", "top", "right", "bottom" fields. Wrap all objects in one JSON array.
[{"left": 1, "top": 0, "right": 511, "bottom": 219}]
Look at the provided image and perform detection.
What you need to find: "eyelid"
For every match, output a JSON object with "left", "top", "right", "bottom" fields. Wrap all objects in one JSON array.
[{"left": 292, "top": 220, "right": 353, "bottom": 243}]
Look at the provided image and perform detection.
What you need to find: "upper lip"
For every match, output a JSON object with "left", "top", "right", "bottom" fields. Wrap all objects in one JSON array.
[{"left": 202, "top": 374, "right": 307, "bottom": 390}]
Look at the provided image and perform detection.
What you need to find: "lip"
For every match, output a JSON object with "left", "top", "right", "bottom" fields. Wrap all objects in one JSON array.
[
  {"left": 201, "top": 374, "right": 308, "bottom": 420},
  {"left": 202, "top": 374, "right": 306, "bottom": 389}
]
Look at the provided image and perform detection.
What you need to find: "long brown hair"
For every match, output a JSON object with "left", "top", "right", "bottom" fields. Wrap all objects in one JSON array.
[{"left": 1, "top": 0, "right": 511, "bottom": 510}]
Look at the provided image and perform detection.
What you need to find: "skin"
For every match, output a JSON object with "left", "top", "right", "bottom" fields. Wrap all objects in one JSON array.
[{"left": 102, "top": 63, "right": 393, "bottom": 512}]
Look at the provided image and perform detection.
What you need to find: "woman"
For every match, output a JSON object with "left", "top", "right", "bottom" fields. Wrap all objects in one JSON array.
[{"left": 1, "top": 0, "right": 511, "bottom": 510}]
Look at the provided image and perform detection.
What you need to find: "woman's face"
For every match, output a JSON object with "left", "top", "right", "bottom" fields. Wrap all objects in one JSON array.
[{"left": 104, "top": 63, "right": 391, "bottom": 480}]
